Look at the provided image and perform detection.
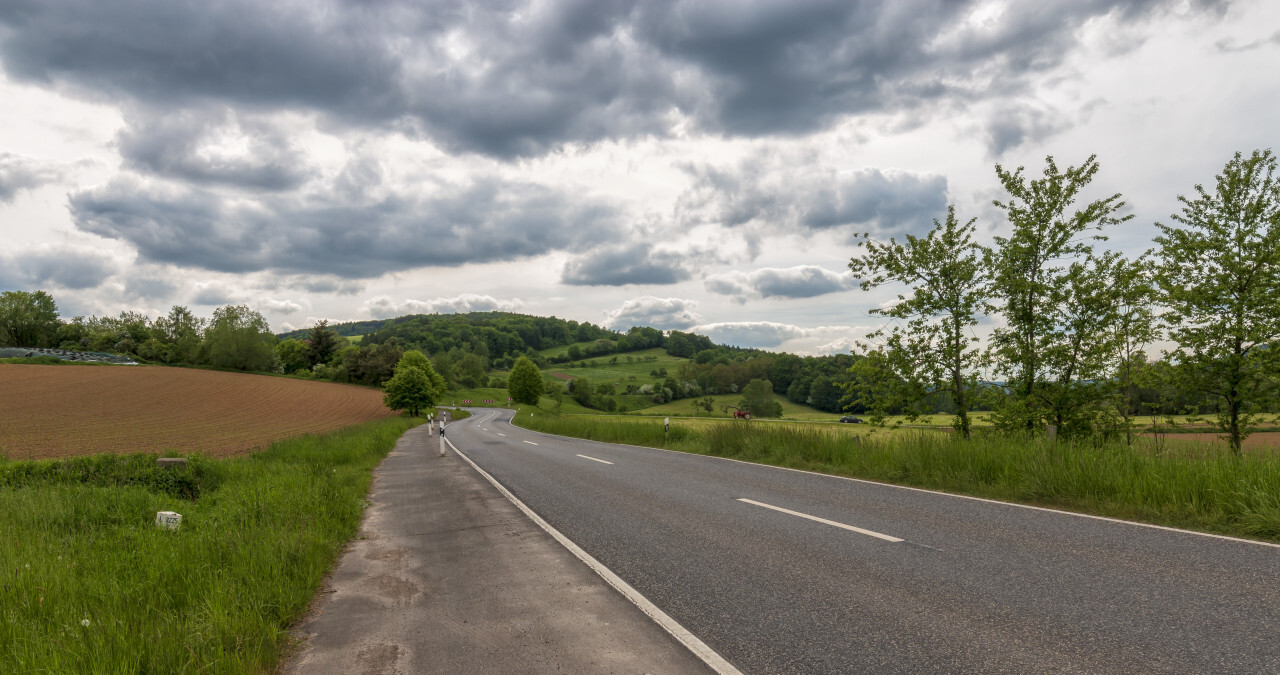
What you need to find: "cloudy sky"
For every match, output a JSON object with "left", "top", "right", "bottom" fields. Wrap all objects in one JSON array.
[{"left": 1, "top": 0, "right": 1276, "bottom": 353}]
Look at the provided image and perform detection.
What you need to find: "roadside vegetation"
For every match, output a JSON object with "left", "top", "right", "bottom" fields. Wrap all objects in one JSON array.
[{"left": 0, "top": 416, "right": 427, "bottom": 673}]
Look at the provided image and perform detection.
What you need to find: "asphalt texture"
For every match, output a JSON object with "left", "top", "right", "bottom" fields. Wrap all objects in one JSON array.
[
  {"left": 451, "top": 408, "right": 1280, "bottom": 674},
  {"left": 283, "top": 422, "right": 715, "bottom": 674}
]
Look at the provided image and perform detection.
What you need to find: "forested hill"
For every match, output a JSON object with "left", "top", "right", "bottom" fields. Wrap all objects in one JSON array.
[
  {"left": 295, "top": 312, "right": 630, "bottom": 369},
  {"left": 277, "top": 319, "right": 387, "bottom": 340}
]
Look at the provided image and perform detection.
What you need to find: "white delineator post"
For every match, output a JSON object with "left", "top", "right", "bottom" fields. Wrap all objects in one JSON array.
[
  {"left": 439, "top": 425, "right": 446, "bottom": 457},
  {"left": 427, "top": 413, "right": 433, "bottom": 436}
]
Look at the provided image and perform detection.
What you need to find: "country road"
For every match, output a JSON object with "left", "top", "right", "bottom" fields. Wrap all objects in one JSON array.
[{"left": 446, "top": 408, "right": 1280, "bottom": 674}]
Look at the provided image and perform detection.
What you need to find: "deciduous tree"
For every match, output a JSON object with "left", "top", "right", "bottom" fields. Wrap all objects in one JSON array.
[
  {"left": 986, "top": 155, "right": 1131, "bottom": 435},
  {"left": 200, "top": 305, "right": 275, "bottom": 371},
  {"left": 849, "top": 205, "right": 988, "bottom": 437},
  {"left": 1153, "top": 149, "right": 1280, "bottom": 454},
  {"left": 508, "top": 355, "right": 543, "bottom": 405},
  {"left": 739, "top": 379, "right": 782, "bottom": 418},
  {"left": 0, "top": 290, "right": 60, "bottom": 348}
]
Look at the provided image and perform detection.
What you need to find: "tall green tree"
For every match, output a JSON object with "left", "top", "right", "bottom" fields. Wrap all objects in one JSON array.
[
  {"left": 986, "top": 154, "right": 1132, "bottom": 435},
  {"left": 307, "top": 320, "right": 340, "bottom": 367},
  {"left": 739, "top": 379, "right": 782, "bottom": 418},
  {"left": 0, "top": 290, "right": 60, "bottom": 348},
  {"left": 849, "top": 205, "right": 988, "bottom": 437},
  {"left": 1153, "top": 149, "right": 1280, "bottom": 454},
  {"left": 154, "top": 305, "right": 205, "bottom": 362},
  {"left": 201, "top": 305, "right": 276, "bottom": 371},
  {"left": 508, "top": 355, "right": 543, "bottom": 405},
  {"left": 392, "top": 350, "right": 447, "bottom": 402},
  {"left": 383, "top": 367, "right": 436, "bottom": 417}
]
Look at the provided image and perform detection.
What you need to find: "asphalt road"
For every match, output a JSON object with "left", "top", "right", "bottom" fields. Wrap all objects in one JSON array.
[{"left": 448, "top": 408, "right": 1280, "bottom": 674}]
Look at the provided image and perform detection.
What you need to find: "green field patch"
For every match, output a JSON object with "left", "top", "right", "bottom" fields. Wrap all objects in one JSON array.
[
  {"left": 634, "top": 392, "right": 833, "bottom": 420},
  {"left": 0, "top": 415, "right": 436, "bottom": 673}
]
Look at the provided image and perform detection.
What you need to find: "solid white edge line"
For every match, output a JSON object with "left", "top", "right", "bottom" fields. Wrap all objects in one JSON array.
[
  {"left": 737, "top": 498, "right": 902, "bottom": 542},
  {"left": 576, "top": 454, "right": 614, "bottom": 465},
  {"left": 500, "top": 409, "right": 1280, "bottom": 551},
  {"left": 443, "top": 434, "right": 742, "bottom": 675}
]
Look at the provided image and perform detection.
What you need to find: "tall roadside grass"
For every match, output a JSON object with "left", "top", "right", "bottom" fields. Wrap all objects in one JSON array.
[
  {"left": 515, "top": 410, "right": 1280, "bottom": 542},
  {"left": 0, "top": 416, "right": 422, "bottom": 673}
]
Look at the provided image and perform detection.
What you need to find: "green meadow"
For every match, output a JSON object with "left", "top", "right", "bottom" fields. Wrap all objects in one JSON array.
[{"left": 0, "top": 414, "right": 461, "bottom": 673}]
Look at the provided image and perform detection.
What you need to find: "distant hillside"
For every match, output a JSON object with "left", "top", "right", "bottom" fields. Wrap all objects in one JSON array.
[
  {"left": 360, "top": 312, "right": 624, "bottom": 369},
  {"left": 277, "top": 319, "right": 386, "bottom": 340},
  {"left": 277, "top": 311, "right": 876, "bottom": 416}
]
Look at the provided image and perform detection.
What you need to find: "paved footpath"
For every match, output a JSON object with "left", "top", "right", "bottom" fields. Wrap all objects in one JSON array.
[{"left": 284, "top": 423, "right": 712, "bottom": 674}]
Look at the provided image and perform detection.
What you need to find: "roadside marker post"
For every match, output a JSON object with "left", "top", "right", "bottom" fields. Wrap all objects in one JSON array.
[{"left": 439, "top": 425, "right": 446, "bottom": 457}]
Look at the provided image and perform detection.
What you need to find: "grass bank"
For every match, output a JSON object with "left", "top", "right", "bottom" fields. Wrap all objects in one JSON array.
[
  {"left": 0, "top": 415, "right": 427, "bottom": 673},
  {"left": 513, "top": 409, "right": 1280, "bottom": 543}
]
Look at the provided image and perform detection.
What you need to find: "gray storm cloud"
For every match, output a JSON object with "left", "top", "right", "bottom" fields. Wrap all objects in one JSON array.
[
  {"left": 0, "top": 0, "right": 1199, "bottom": 158},
  {"left": 68, "top": 175, "right": 625, "bottom": 278}
]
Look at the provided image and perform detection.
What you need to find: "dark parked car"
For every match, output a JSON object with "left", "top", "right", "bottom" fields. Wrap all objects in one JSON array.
[{"left": 839, "top": 415, "right": 863, "bottom": 424}]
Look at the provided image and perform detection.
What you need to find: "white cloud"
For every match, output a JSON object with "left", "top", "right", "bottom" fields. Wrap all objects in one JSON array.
[
  {"left": 259, "top": 297, "right": 305, "bottom": 315},
  {"left": 705, "top": 265, "right": 857, "bottom": 300},
  {"left": 604, "top": 296, "right": 702, "bottom": 330}
]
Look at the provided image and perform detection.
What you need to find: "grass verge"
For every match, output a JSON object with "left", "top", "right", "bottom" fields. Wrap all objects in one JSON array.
[
  {"left": 513, "top": 409, "right": 1280, "bottom": 543},
  {"left": 0, "top": 415, "right": 426, "bottom": 673}
]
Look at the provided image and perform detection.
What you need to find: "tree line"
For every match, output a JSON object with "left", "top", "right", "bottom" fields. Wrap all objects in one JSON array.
[{"left": 846, "top": 149, "right": 1280, "bottom": 454}]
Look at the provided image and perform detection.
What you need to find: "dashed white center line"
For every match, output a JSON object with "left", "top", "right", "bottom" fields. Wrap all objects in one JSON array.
[
  {"left": 737, "top": 498, "right": 903, "bottom": 542},
  {"left": 497, "top": 433, "right": 506, "bottom": 437},
  {"left": 576, "top": 454, "right": 613, "bottom": 465},
  {"left": 523, "top": 440, "right": 538, "bottom": 446}
]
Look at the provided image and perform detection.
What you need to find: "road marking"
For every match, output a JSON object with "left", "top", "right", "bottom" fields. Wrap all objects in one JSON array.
[
  {"left": 523, "top": 440, "right": 538, "bottom": 445},
  {"left": 577, "top": 454, "right": 613, "bottom": 465},
  {"left": 497, "top": 433, "right": 506, "bottom": 437},
  {"left": 445, "top": 437, "right": 741, "bottom": 675},
  {"left": 737, "top": 498, "right": 903, "bottom": 543},
  {"left": 505, "top": 410, "right": 1280, "bottom": 551}
]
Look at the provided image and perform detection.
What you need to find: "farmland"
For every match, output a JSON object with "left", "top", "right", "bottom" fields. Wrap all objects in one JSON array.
[{"left": 0, "top": 365, "right": 393, "bottom": 459}]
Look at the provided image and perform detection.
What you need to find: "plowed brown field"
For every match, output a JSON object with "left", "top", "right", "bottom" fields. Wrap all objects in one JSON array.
[{"left": 0, "top": 365, "right": 395, "bottom": 459}]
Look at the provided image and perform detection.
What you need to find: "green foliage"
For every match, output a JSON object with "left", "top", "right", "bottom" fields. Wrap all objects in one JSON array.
[
  {"left": 850, "top": 205, "right": 988, "bottom": 437},
  {"left": 200, "top": 305, "right": 276, "bottom": 371},
  {"left": 384, "top": 351, "right": 446, "bottom": 416},
  {"left": 341, "top": 340, "right": 404, "bottom": 385},
  {"left": 275, "top": 339, "right": 310, "bottom": 374},
  {"left": 571, "top": 376, "right": 595, "bottom": 408},
  {"left": 0, "top": 453, "right": 221, "bottom": 500},
  {"left": 739, "top": 379, "right": 782, "bottom": 418},
  {"left": 307, "top": 320, "right": 340, "bottom": 367},
  {"left": 507, "top": 355, "right": 543, "bottom": 405},
  {"left": 383, "top": 367, "right": 434, "bottom": 416},
  {"left": 360, "top": 312, "right": 616, "bottom": 367},
  {"left": 1154, "top": 149, "right": 1280, "bottom": 454},
  {"left": 0, "top": 289, "right": 60, "bottom": 348},
  {"left": 986, "top": 154, "right": 1133, "bottom": 436}
]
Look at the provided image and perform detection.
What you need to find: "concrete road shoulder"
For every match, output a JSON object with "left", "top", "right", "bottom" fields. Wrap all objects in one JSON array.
[{"left": 283, "top": 423, "right": 715, "bottom": 674}]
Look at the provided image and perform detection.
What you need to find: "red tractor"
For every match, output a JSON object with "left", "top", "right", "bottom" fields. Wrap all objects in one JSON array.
[{"left": 726, "top": 406, "right": 751, "bottom": 420}]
